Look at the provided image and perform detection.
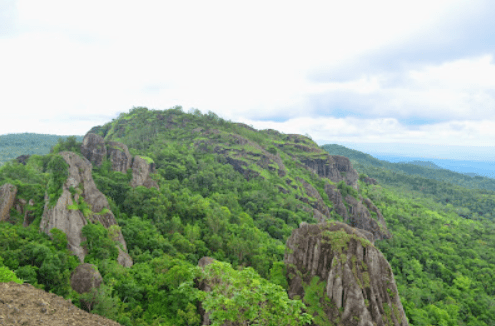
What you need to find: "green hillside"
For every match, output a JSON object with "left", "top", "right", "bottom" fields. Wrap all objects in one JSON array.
[
  {"left": 0, "top": 133, "right": 84, "bottom": 166},
  {"left": 0, "top": 107, "right": 494, "bottom": 326}
]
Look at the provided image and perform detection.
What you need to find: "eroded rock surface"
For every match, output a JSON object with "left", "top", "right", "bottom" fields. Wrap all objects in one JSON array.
[
  {"left": 300, "top": 155, "right": 358, "bottom": 190},
  {"left": 297, "top": 178, "right": 331, "bottom": 222},
  {"left": 130, "top": 156, "right": 159, "bottom": 190},
  {"left": 81, "top": 133, "right": 107, "bottom": 167},
  {"left": 345, "top": 195, "right": 390, "bottom": 241},
  {"left": 40, "top": 151, "right": 132, "bottom": 267},
  {"left": 285, "top": 221, "right": 408, "bottom": 326},
  {"left": 107, "top": 141, "right": 133, "bottom": 173},
  {"left": 0, "top": 183, "right": 17, "bottom": 222}
]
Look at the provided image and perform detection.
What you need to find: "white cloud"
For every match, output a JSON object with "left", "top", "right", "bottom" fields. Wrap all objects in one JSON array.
[{"left": 1, "top": 0, "right": 494, "bottom": 164}]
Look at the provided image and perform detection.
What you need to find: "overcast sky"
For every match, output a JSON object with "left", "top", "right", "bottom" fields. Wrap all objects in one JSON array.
[{"left": 2, "top": 0, "right": 495, "bottom": 161}]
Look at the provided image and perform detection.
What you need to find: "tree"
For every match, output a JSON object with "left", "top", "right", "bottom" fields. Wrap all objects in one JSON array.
[{"left": 199, "top": 260, "right": 312, "bottom": 326}]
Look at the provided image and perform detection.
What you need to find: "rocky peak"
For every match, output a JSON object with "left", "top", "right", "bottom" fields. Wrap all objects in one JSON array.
[
  {"left": 106, "top": 141, "right": 133, "bottom": 173},
  {"left": 40, "top": 151, "right": 133, "bottom": 268},
  {"left": 81, "top": 133, "right": 107, "bottom": 167},
  {"left": 285, "top": 221, "right": 408, "bottom": 326},
  {"left": 0, "top": 183, "right": 17, "bottom": 223}
]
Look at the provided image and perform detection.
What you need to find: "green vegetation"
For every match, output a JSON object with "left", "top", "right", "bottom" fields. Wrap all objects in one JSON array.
[
  {"left": 0, "top": 133, "right": 83, "bottom": 166},
  {"left": 0, "top": 108, "right": 494, "bottom": 326}
]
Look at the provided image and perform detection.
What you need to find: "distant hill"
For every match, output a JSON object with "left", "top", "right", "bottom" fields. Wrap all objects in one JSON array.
[
  {"left": 321, "top": 143, "right": 495, "bottom": 192},
  {"left": 0, "top": 133, "right": 84, "bottom": 166},
  {"left": 398, "top": 160, "right": 442, "bottom": 169}
]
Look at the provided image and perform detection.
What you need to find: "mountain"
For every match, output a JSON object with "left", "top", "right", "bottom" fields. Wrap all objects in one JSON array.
[
  {"left": 398, "top": 160, "right": 442, "bottom": 170},
  {"left": 322, "top": 143, "right": 495, "bottom": 192},
  {"left": 0, "top": 107, "right": 494, "bottom": 325},
  {"left": 0, "top": 133, "right": 84, "bottom": 167}
]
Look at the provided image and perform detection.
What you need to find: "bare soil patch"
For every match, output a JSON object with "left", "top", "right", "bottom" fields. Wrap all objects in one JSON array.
[{"left": 0, "top": 282, "right": 122, "bottom": 326}]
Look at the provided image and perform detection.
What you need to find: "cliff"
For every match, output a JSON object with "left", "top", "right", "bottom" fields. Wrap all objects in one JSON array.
[
  {"left": 39, "top": 151, "right": 133, "bottom": 268},
  {"left": 285, "top": 221, "right": 408, "bottom": 326}
]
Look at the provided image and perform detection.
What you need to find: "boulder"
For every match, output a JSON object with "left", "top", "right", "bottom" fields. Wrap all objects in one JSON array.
[
  {"left": 130, "top": 156, "right": 159, "bottom": 190},
  {"left": 0, "top": 183, "right": 17, "bottom": 222},
  {"left": 70, "top": 263, "right": 103, "bottom": 295},
  {"left": 107, "top": 141, "right": 133, "bottom": 173},
  {"left": 40, "top": 151, "right": 132, "bottom": 268},
  {"left": 81, "top": 133, "right": 107, "bottom": 167},
  {"left": 285, "top": 221, "right": 409, "bottom": 326}
]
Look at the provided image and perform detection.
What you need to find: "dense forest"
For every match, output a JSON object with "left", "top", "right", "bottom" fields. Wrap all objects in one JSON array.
[
  {"left": 0, "top": 107, "right": 494, "bottom": 326},
  {"left": 0, "top": 133, "right": 84, "bottom": 167}
]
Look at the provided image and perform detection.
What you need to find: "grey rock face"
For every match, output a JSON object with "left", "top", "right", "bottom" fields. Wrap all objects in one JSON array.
[
  {"left": 40, "top": 151, "right": 132, "bottom": 268},
  {"left": 130, "top": 156, "right": 159, "bottom": 190},
  {"left": 107, "top": 141, "right": 133, "bottom": 173},
  {"left": 70, "top": 263, "right": 103, "bottom": 294},
  {"left": 300, "top": 155, "right": 359, "bottom": 190},
  {"left": 0, "top": 183, "right": 17, "bottom": 222},
  {"left": 297, "top": 178, "right": 331, "bottom": 222},
  {"left": 345, "top": 195, "right": 390, "bottom": 241},
  {"left": 285, "top": 222, "right": 409, "bottom": 326},
  {"left": 81, "top": 133, "right": 107, "bottom": 167},
  {"left": 325, "top": 183, "right": 349, "bottom": 220}
]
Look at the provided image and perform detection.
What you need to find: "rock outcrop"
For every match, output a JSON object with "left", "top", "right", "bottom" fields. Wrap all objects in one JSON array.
[
  {"left": 298, "top": 178, "right": 331, "bottom": 223},
  {"left": 40, "top": 151, "right": 133, "bottom": 268},
  {"left": 81, "top": 133, "right": 107, "bottom": 167},
  {"left": 344, "top": 195, "right": 390, "bottom": 241},
  {"left": 0, "top": 183, "right": 17, "bottom": 222},
  {"left": 285, "top": 221, "right": 408, "bottom": 326},
  {"left": 80, "top": 132, "right": 159, "bottom": 190},
  {"left": 70, "top": 263, "right": 103, "bottom": 295},
  {"left": 130, "top": 156, "right": 159, "bottom": 189},
  {"left": 325, "top": 183, "right": 349, "bottom": 220},
  {"left": 107, "top": 141, "right": 133, "bottom": 173},
  {"left": 300, "top": 155, "right": 359, "bottom": 190}
]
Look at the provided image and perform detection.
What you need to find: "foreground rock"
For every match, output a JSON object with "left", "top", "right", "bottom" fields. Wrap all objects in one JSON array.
[
  {"left": 0, "top": 281, "right": 123, "bottom": 326},
  {"left": 285, "top": 221, "right": 408, "bottom": 326},
  {"left": 39, "top": 151, "right": 132, "bottom": 268},
  {"left": 0, "top": 183, "right": 17, "bottom": 223}
]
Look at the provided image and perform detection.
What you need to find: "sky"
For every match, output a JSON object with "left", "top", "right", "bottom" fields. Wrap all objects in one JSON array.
[{"left": 2, "top": 0, "right": 495, "bottom": 162}]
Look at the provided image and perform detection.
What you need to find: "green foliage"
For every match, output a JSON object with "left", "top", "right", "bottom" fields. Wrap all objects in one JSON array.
[
  {"left": 0, "top": 133, "right": 83, "bottom": 167},
  {"left": 302, "top": 276, "right": 333, "bottom": 326},
  {"left": 81, "top": 222, "right": 119, "bottom": 264},
  {"left": 0, "top": 265, "right": 24, "bottom": 284},
  {"left": 50, "top": 136, "right": 82, "bottom": 154},
  {"left": 199, "top": 260, "right": 312, "bottom": 326},
  {"left": 49, "top": 228, "right": 69, "bottom": 251},
  {"left": 46, "top": 154, "right": 69, "bottom": 208}
]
